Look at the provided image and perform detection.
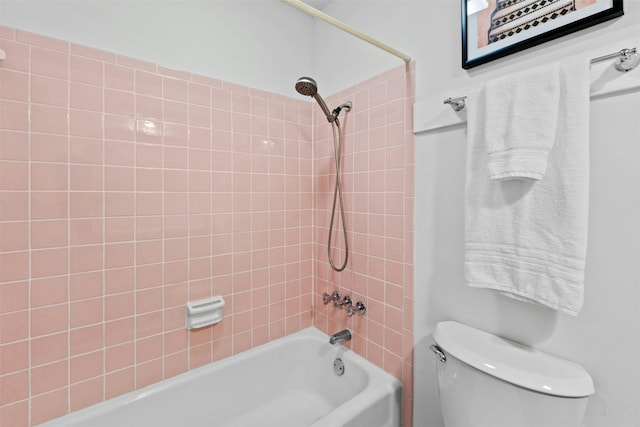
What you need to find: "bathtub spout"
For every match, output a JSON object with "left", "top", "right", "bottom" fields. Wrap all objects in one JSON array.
[{"left": 329, "top": 329, "right": 352, "bottom": 345}]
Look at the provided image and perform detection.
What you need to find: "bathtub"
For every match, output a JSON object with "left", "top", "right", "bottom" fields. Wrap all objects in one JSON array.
[{"left": 39, "top": 327, "right": 402, "bottom": 427}]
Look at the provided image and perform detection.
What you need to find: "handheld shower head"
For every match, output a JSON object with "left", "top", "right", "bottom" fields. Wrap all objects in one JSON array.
[
  {"left": 295, "top": 76, "right": 335, "bottom": 123},
  {"left": 295, "top": 76, "right": 318, "bottom": 97},
  {"left": 295, "top": 77, "right": 351, "bottom": 272}
]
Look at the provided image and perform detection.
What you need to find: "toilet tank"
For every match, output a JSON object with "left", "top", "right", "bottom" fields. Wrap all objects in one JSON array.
[{"left": 432, "top": 321, "right": 594, "bottom": 427}]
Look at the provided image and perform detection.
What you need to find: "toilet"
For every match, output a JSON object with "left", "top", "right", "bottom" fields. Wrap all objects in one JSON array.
[{"left": 430, "top": 321, "right": 594, "bottom": 427}]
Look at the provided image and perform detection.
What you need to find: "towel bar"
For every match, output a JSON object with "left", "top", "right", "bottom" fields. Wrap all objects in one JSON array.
[
  {"left": 590, "top": 47, "right": 639, "bottom": 72},
  {"left": 444, "top": 47, "right": 639, "bottom": 111}
]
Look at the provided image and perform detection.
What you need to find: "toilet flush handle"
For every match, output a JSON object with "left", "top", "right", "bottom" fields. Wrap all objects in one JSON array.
[{"left": 430, "top": 344, "right": 446, "bottom": 363}]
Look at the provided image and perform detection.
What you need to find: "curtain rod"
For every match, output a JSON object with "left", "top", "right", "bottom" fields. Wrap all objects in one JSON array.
[{"left": 280, "top": 0, "right": 411, "bottom": 63}]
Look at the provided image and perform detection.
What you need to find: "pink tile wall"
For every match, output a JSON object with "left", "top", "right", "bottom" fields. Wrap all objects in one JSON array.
[
  {"left": 312, "top": 64, "right": 415, "bottom": 427},
  {"left": 0, "top": 26, "right": 314, "bottom": 426}
]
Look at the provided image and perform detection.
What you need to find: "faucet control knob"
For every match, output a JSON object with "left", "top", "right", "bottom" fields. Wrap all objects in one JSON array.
[
  {"left": 339, "top": 295, "right": 352, "bottom": 309},
  {"left": 331, "top": 291, "right": 342, "bottom": 307},
  {"left": 347, "top": 301, "right": 366, "bottom": 317},
  {"left": 322, "top": 292, "right": 332, "bottom": 305}
]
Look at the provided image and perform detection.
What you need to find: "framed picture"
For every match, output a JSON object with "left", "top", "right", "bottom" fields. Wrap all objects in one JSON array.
[{"left": 462, "top": 0, "right": 624, "bottom": 69}]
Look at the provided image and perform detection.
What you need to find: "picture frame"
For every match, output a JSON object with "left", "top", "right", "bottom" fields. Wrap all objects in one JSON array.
[{"left": 462, "top": 0, "right": 624, "bottom": 69}]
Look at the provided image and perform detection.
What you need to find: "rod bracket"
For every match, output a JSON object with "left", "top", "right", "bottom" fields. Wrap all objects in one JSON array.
[
  {"left": 615, "top": 48, "right": 640, "bottom": 72},
  {"left": 443, "top": 96, "right": 467, "bottom": 112}
]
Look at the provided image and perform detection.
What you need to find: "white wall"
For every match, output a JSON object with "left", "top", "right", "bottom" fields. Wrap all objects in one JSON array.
[
  {"left": 313, "top": 1, "right": 640, "bottom": 426},
  {"left": 0, "top": 0, "right": 315, "bottom": 97}
]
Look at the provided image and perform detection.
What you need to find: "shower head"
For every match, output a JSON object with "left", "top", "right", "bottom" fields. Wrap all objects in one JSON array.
[
  {"left": 295, "top": 76, "right": 318, "bottom": 97},
  {"left": 295, "top": 76, "right": 335, "bottom": 123}
]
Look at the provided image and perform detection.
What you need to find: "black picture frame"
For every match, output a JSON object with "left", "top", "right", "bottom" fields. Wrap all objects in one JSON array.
[{"left": 462, "top": 0, "right": 624, "bottom": 69}]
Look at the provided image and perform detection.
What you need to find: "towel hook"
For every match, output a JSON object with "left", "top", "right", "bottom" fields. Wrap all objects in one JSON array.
[{"left": 443, "top": 96, "right": 467, "bottom": 112}]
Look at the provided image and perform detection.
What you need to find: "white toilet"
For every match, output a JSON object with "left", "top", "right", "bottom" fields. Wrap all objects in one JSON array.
[{"left": 430, "top": 321, "right": 594, "bottom": 427}]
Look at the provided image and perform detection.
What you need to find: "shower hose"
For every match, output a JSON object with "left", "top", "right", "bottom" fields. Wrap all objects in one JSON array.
[{"left": 328, "top": 118, "right": 349, "bottom": 272}]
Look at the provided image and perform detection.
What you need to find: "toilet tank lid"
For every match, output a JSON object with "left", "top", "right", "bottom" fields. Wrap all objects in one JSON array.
[{"left": 433, "top": 321, "right": 594, "bottom": 398}]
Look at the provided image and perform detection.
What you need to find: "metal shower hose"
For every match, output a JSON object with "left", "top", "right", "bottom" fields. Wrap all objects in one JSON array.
[{"left": 327, "top": 117, "right": 348, "bottom": 272}]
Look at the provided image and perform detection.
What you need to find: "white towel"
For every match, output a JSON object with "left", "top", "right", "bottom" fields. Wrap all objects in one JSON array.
[
  {"left": 465, "top": 59, "right": 590, "bottom": 316},
  {"left": 484, "top": 63, "right": 561, "bottom": 180}
]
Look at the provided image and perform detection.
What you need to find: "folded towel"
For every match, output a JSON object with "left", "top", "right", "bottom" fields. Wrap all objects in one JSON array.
[
  {"left": 465, "top": 59, "right": 590, "bottom": 316},
  {"left": 484, "top": 63, "right": 561, "bottom": 180}
]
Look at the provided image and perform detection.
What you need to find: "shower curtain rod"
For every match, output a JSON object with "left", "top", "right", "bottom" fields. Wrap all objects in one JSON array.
[{"left": 280, "top": 0, "right": 411, "bottom": 63}]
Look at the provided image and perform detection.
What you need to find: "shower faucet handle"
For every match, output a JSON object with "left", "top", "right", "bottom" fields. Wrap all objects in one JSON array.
[
  {"left": 322, "top": 291, "right": 341, "bottom": 305},
  {"left": 325, "top": 291, "right": 340, "bottom": 307},
  {"left": 322, "top": 291, "right": 339, "bottom": 305},
  {"left": 322, "top": 292, "right": 332, "bottom": 305},
  {"left": 332, "top": 292, "right": 347, "bottom": 308},
  {"left": 347, "top": 301, "right": 366, "bottom": 317},
  {"left": 337, "top": 295, "right": 352, "bottom": 309}
]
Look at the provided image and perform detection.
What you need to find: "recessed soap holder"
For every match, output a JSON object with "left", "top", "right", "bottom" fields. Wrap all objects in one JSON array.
[{"left": 185, "top": 295, "right": 225, "bottom": 330}]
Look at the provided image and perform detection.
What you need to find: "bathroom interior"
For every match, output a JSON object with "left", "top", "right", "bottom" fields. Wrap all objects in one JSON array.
[{"left": 0, "top": 0, "right": 638, "bottom": 426}]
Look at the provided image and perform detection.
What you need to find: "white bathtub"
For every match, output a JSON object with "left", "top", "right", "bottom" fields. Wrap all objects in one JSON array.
[{"left": 39, "top": 327, "right": 402, "bottom": 427}]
